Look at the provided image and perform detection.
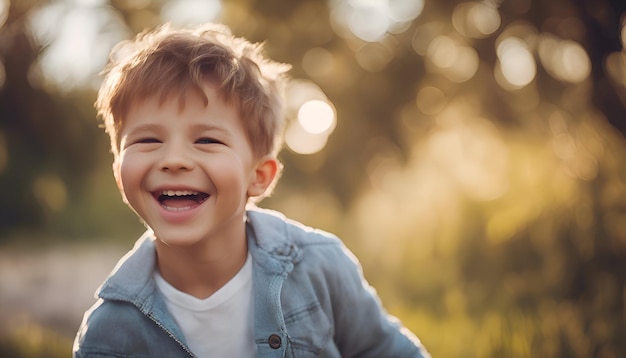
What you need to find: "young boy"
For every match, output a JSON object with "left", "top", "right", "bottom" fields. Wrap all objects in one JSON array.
[{"left": 73, "top": 22, "right": 429, "bottom": 358}]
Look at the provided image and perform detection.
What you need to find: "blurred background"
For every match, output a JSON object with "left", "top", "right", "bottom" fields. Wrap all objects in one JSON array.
[{"left": 1, "top": 0, "right": 625, "bottom": 356}]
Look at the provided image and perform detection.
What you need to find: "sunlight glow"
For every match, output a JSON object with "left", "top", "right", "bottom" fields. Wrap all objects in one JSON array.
[
  {"left": 29, "top": 3, "right": 69, "bottom": 48},
  {"left": 278, "top": 189, "right": 343, "bottom": 231},
  {"left": 329, "top": 0, "right": 424, "bottom": 42},
  {"left": 486, "top": 199, "right": 541, "bottom": 244},
  {"left": 548, "top": 110, "right": 601, "bottom": 181},
  {"left": 161, "top": 0, "right": 221, "bottom": 26},
  {"left": 352, "top": 102, "right": 517, "bottom": 268},
  {"left": 298, "top": 100, "right": 336, "bottom": 134},
  {"left": 496, "top": 37, "right": 536, "bottom": 89},
  {"left": 27, "top": 0, "right": 222, "bottom": 90},
  {"left": 426, "top": 116, "right": 509, "bottom": 201},
  {"left": 28, "top": 3, "right": 128, "bottom": 90},
  {"left": 35, "top": 8, "right": 101, "bottom": 87}
]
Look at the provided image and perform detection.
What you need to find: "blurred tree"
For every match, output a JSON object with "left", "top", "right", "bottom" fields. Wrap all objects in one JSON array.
[{"left": 0, "top": 1, "right": 102, "bottom": 236}]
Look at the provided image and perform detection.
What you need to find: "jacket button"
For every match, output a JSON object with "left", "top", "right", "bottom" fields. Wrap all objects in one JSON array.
[{"left": 268, "top": 334, "right": 281, "bottom": 349}]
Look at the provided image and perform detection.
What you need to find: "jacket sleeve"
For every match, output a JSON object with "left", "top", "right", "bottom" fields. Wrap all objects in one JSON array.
[
  {"left": 72, "top": 298, "right": 181, "bottom": 358},
  {"left": 72, "top": 299, "right": 142, "bottom": 358},
  {"left": 72, "top": 300, "right": 121, "bottom": 358},
  {"left": 327, "top": 243, "right": 430, "bottom": 358}
]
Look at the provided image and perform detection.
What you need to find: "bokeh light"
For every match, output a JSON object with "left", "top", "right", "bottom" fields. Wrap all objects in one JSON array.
[
  {"left": 25, "top": 0, "right": 220, "bottom": 91},
  {"left": 428, "top": 112, "right": 510, "bottom": 201},
  {"left": 347, "top": 2, "right": 390, "bottom": 42},
  {"left": 161, "top": 0, "right": 221, "bottom": 26},
  {"left": 297, "top": 100, "right": 336, "bottom": 134},
  {"left": 302, "top": 47, "right": 335, "bottom": 81},
  {"left": 604, "top": 21, "right": 626, "bottom": 105},
  {"left": 425, "top": 35, "right": 479, "bottom": 83},
  {"left": 412, "top": 22, "right": 449, "bottom": 56},
  {"left": 416, "top": 86, "right": 447, "bottom": 115},
  {"left": 284, "top": 80, "right": 336, "bottom": 155},
  {"left": 329, "top": 0, "right": 425, "bottom": 42},
  {"left": 285, "top": 120, "right": 330, "bottom": 155},
  {"left": 27, "top": 3, "right": 128, "bottom": 90},
  {"left": 0, "top": 0, "right": 9, "bottom": 28},
  {"left": 538, "top": 35, "right": 591, "bottom": 83},
  {"left": 452, "top": 1, "right": 501, "bottom": 39},
  {"left": 355, "top": 41, "right": 394, "bottom": 72},
  {"left": 605, "top": 51, "right": 626, "bottom": 89},
  {"left": 495, "top": 37, "right": 536, "bottom": 89}
]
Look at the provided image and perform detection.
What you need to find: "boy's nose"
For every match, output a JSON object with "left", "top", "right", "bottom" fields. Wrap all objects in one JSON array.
[{"left": 159, "top": 144, "right": 195, "bottom": 172}]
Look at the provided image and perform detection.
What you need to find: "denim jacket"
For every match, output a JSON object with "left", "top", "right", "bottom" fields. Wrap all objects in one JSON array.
[{"left": 73, "top": 208, "right": 429, "bottom": 358}]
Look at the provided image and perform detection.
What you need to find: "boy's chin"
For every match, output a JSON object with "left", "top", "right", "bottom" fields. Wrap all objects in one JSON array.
[{"left": 154, "top": 234, "right": 203, "bottom": 248}]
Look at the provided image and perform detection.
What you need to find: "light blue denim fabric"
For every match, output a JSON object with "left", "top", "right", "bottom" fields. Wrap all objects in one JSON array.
[{"left": 73, "top": 207, "right": 430, "bottom": 358}]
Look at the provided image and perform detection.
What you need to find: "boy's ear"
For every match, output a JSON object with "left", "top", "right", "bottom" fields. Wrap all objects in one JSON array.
[
  {"left": 112, "top": 159, "right": 129, "bottom": 204},
  {"left": 247, "top": 156, "right": 280, "bottom": 197}
]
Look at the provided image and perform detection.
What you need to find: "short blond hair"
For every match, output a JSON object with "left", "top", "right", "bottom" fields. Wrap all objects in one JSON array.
[{"left": 96, "top": 23, "right": 290, "bottom": 158}]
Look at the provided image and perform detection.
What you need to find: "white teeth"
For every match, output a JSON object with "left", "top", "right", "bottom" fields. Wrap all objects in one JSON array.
[
  {"left": 161, "top": 190, "right": 199, "bottom": 196},
  {"left": 162, "top": 205, "right": 194, "bottom": 211}
]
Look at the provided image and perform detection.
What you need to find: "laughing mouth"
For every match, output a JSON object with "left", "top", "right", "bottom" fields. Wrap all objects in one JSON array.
[{"left": 154, "top": 190, "right": 210, "bottom": 211}]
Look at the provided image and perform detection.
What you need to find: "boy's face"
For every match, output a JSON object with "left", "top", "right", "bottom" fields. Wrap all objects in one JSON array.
[{"left": 113, "top": 84, "right": 277, "bottom": 247}]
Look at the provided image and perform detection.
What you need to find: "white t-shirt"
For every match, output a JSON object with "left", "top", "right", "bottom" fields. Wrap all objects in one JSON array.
[{"left": 153, "top": 254, "right": 256, "bottom": 358}]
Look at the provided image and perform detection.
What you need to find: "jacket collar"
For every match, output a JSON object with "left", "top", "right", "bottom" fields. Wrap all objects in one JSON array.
[
  {"left": 96, "top": 207, "right": 302, "bottom": 304},
  {"left": 246, "top": 207, "right": 303, "bottom": 273},
  {"left": 96, "top": 230, "right": 158, "bottom": 307}
]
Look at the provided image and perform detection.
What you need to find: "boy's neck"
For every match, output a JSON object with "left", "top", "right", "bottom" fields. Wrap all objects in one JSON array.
[{"left": 154, "top": 229, "right": 249, "bottom": 299}]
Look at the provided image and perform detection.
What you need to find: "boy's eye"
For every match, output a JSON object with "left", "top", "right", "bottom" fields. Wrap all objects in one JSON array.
[
  {"left": 136, "top": 138, "right": 161, "bottom": 144},
  {"left": 196, "top": 137, "right": 223, "bottom": 145}
]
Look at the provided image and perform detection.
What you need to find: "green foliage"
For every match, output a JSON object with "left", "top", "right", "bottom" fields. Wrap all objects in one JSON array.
[{"left": 0, "top": 320, "right": 70, "bottom": 358}]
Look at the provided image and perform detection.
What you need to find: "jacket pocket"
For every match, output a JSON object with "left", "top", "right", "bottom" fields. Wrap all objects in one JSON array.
[{"left": 283, "top": 301, "right": 334, "bottom": 356}]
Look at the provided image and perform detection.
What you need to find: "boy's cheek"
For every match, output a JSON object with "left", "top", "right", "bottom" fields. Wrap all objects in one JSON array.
[{"left": 112, "top": 159, "right": 129, "bottom": 204}]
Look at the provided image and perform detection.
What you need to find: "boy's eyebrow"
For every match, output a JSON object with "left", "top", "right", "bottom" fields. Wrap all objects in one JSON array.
[
  {"left": 190, "top": 123, "right": 233, "bottom": 137},
  {"left": 122, "top": 123, "right": 232, "bottom": 135},
  {"left": 122, "top": 123, "right": 162, "bottom": 136}
]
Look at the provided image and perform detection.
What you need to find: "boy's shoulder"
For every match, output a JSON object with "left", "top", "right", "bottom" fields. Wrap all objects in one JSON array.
[
  {"left": 246, "top": 206, "right": 354, "bottom": 271},
  {"left": 246, "top": 206, "right": 361, "bottom": 285},
  {"left": 247, "top": 206, "right": 342, "bottom": 248}
]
